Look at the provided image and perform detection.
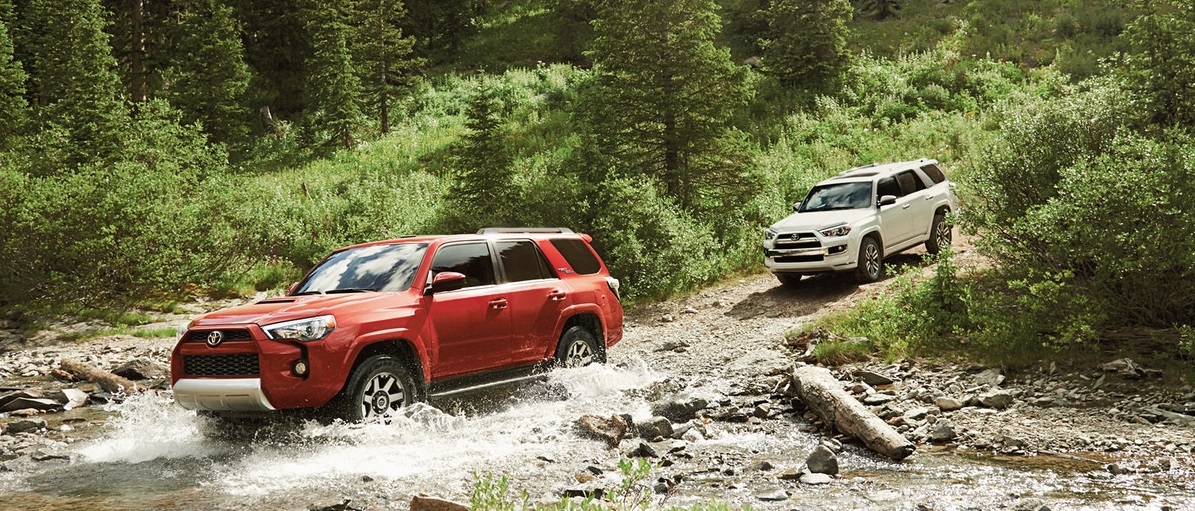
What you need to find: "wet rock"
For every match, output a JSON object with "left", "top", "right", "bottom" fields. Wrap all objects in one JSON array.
[
  {"left": 53, "top": 389, "right": 89, "bottom": 410},
  {"left": 979, "top": 390, "right": 1014, "bottom": 409},
  {"left": 726, "top": 349, "right": 791, "bottom": 376},
  {"left": 651, "top": 392, "right": 709, "bottom": 422},
  {"left": 805, "top": 445, "right": 838, "bottom": 475},
  {"left": 754, "top": 486, "right": 789, "bottom": 501},
  {"left": 855, "top": 370, "right": 895, "bottom": 386},
  {"left": 409, "top": 495, "right": 468, "bottom": 511},
  {"left": 1107, "top": 463, "right": 1133, "bottom": 475},
  {"left": 112, "top": 358, "right": 169, "bottom": 380},
  {"left": 928, "top": 421, "right": 956, "bottom": 443},
  {"left": 0, "top": 391, "right": 61, "bottom": 413},
  {"left": 904, "top": 407, "right": 932, "bottom": 421},
  {"left": 31, "top": 449, "right": 69, "bottom": 462},
  {"left": 637, "top": 416, "right": 673, "bottom": 440},
  {"left": 576, "top": 414, "right": 628, "bottom": 447},
  {"left": 3, "top": 419, "right": 47, "bottom": 435},
  {"left": 799, "top": 472, "right": 833, "bottom": 485},
  {"left": 1011, "top": 498, "right": 1050, "bottom": 511},
  {"left": 934, "top": 396, "right": 963, "bottom": 411}
]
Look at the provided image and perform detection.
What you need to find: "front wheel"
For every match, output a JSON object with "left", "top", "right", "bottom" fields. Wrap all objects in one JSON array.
[
  {"left": 554, "top": 326, "right": 604, "bottom": 368},
  {"left": 334, "top": 356, "right": 418, "bottom": 421},
  {"left": 854, "top": 236, "right": 885, "bottom": 283},
  {"left": 925, "top": 213, "right": 952, "bottom": 255},
  {"left": 776, "top": 273, "right": 803, "bottom": 288}
]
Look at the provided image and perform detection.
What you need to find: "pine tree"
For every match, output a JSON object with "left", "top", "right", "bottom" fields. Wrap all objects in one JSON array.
[
  {"left": 22, "top": 0, "right": 127, "bottom": 170},
  {"left": 579, "top": 0, "right": 755, "bottom": 216},
  {"left": 445, "top": 81, "right": 516, "bottom": 231},
  {"left": 854, "top": 0, "right": 900, "bottom": 20},
  {"left": 401, "top": 0, "right": 482, "bottom": 63},
  {"left": 353, "top": 0, "right": 420, "bottom": 134},
  {"left": 304, "top": 2, "right": 364, "bottom": 149},
  {"left": 1121, "top": 0, "right": 1195, "bottom": 128},
  {"left": 165, "top": 0, "right": 252, "bottom": 145},
  {"left": 761, "top": 0, "right": 854, "bottom": 89},
  {"left": 0, "top": 0, "right": 27, "bottom": 149}
]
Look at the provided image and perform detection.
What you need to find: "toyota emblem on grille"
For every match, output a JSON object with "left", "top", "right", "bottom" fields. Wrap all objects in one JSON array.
[
  {"left": 206, "top": 330, "right": 224, "bottom": 347},
  {"left": 790, "top": 233, "right": 802, "bottom": 240}
]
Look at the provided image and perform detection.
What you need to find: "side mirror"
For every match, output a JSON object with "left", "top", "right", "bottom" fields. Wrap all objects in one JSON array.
[
  {"left": 427, "top": 271, "right": 467, "bottom": 295},
  {"left": 879, "top": 195, "right": 897, "bottom": 207},
  {"left": 287, "top": 282, "right": 300, "bottom": 295},
  {"left": 792, "top": 202, "right": 802, "bottom": 212}
]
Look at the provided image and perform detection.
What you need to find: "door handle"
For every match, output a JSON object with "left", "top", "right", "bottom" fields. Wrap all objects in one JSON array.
[
  {"left": 902, "top": 204, "right": 911, "bottom": 209},
  {"left": 548, "top": 290, "right": 567, "bottom": 301},
  {"left": 489, "top": 298, "right": 508, "bottom": 310}
]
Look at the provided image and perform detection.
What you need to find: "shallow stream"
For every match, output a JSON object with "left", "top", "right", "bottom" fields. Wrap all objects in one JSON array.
[{"left": 1, "top": 360, "right": 1192, "bottom": 511}]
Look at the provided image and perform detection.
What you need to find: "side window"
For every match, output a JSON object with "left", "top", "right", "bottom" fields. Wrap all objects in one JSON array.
[
  {"left": 548, "top": 238, "right": 602, "bottom": 275},
  {"left": 895, "top": 171, "right": 926, "bottom": 195},
  {"left": 430, "top": 242, "right": 495, "bottom": 288},
  {"left": 920, "top": 163, "right": 947, "bottom": 184},
  {"left": 876, "top": 177, "right": 901, "bottom": 199},
  {"left": 496, "top": 240, "right": 552, "bottom": 283}
]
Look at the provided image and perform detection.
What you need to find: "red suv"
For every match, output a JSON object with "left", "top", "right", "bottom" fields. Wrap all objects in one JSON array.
[{"left": 170, "top": 228, "right": 623, "bottom": 421}]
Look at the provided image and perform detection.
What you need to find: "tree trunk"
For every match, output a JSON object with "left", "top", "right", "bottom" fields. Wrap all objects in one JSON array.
[
  {"left": 791, "top": 364, "right": 915, "bottom": 461},
  {"left": 60, "top": 359, "right": 142, "bottom": 394},
  {"left": 130, "top": 0, "right": 147, "bottom": 103}
]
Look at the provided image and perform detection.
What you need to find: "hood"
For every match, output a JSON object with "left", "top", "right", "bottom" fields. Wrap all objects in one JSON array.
[
  {"left": 189, "top": 293, "right": 414, "bottom": 327},
  {"left": 770, "top": 208, "right": 874, "bottom": 232}
]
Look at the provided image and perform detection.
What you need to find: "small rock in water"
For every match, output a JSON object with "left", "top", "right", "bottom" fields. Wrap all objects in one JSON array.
[
  {"left": 799, "top": 472, "right": 833, "bottom": 485},
  {"left": 112, "top": 358, "right": 169, "bottom": 380},
  {"left": 637, "top": 416, "right": 673, "bottom": 440},
  {"left": 3, "top": 418, "right": 47, "bottom": 435},
  {"left": 575, "top": 414, "right": 628, "bottom": 447},
  {"left": 409, "top": 495, "right": 468, "bottom": 511},
  {"left": 805, "top": 445, "right": 838, "bottom": 475},
  {"left": 754, "top": 486, "right": 789, "bottom": 501}
]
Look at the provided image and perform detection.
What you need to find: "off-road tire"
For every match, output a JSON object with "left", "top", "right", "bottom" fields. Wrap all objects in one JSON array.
[
  {"left": 335, "top": 356, "right": 418, "bottom": 421},
  {"left": 854, "top": 236, "right": 885, "bottom": 283},
  {"left": 925, "top": 213, "right": 951, "bottom": 255},
  {"left": 554, "top": 326, "right": 603, "bottom": 368},
  {"left": 776, "top": 274, "right": 803, "bottom": 288}
]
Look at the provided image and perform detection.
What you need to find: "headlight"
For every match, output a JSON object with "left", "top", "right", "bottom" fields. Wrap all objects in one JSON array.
[
  {"left": 764, "top": 228, "right": 778, "bottom": 241},
  {"left": 262, "top": 315, "right": 336, "bottom": 341},
  {"left": 819, "top": 224, "right": 851, "bottom": 237}
]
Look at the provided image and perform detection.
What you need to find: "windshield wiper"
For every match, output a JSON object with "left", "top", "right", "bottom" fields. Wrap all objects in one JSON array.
[{"left": 324, "top": 288, "right": 379, "bottom": 294}]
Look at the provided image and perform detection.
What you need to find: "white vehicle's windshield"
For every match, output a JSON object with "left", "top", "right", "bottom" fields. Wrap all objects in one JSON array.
[
  {"left": 295, "top": 243, "right": 428, "bottom": 294},
  {"left": 799, "top": 182, "right": 873, "bottom": 212}
]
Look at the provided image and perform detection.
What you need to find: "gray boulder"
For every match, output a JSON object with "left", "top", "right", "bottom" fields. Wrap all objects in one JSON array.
[{"left": 805, "top": 445, "right": 839, "bottom": 475}]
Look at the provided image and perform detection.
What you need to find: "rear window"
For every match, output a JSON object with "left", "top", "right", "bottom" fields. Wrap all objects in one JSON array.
[
  {"left": 549, "top": 238, "right": 602, "bottom": 275},
  {"left": 920, "top": 163, "right": 947, "bottom": 184}
]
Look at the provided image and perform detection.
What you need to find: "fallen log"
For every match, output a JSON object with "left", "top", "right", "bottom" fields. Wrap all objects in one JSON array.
[
  {"left": 791, "top": 364, "right": 915, "bottom": 461},
  {"left": 60, "top": 359, "right": 142, "bottom": 394}
]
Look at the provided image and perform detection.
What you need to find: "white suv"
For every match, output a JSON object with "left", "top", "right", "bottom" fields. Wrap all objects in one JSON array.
[{"left": 763, "top": 159, "right": 959, "bottom": 286}]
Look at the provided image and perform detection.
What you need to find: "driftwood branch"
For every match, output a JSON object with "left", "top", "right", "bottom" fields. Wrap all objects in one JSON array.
[
  {"left": 792, "top": 365, "right": 915, "bottom": 461},
  {"left": 60, "top": 359, "right": 142, "bottom": 394}
]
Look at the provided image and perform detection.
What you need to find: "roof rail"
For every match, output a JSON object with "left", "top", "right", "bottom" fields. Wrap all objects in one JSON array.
[{"left": 476, "top": 227, "right": 575, "bottom": 235}]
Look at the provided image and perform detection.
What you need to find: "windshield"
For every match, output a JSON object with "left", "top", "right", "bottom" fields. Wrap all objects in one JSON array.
[
  {"left": 799, "top": 182, "right": 873, "bottom": 212},
  {"left": 294, "top": 243, "right": 428, "bottom": 294}
]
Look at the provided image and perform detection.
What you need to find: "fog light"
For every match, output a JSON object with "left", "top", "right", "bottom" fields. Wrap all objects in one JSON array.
[{"left": 293, "top": 359, "right": 309, "bottom": 376}]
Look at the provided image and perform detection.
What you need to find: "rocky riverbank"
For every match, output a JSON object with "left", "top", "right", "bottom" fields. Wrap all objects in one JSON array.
[{"left": 2, "top": 243, "right": 1194, "bottom": 509}]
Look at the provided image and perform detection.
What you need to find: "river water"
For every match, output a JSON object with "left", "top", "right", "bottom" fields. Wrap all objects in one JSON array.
[{"left": 2, "top": 359, "right": 1193, "bottom": 510}]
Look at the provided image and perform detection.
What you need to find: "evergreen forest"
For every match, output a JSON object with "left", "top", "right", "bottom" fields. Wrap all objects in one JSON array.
[{"left": 1, "top": 0, "right": 1192, "bottom": 362}]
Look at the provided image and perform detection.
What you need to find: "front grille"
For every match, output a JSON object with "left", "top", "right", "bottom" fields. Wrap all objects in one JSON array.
[
  {"left": 775, "top": 255, "right": 824, "bottom": 263},
  {"left": 184, "top": 354, "right": 260, "bottom": 376},
  {"left": 773, "top": 232, "right": 821, "bottom": 250},
  {"left": 184, "top": 329, "right": 253, "bottom": 343}
]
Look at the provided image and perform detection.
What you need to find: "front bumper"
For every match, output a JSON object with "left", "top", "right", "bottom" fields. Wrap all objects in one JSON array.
[
  {"left": 172, "top": 378, "right": 277, "bottom": 411},
  {"left": 763, "top": 237, "right": 855, "bottom": 274}
]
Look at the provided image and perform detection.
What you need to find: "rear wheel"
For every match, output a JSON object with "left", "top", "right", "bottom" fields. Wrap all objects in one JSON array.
[
  {"left": 854, "top": 236, "right": 885, "bottom": 283},
  {"left": 554, "top": 326, "right": 603, "bottom": 367},
  {"left": 925, "top": 213, "right": 951, "bottom": 255},
  {"left": 334, "top": 356, "right": 418, "bottom": 421}
]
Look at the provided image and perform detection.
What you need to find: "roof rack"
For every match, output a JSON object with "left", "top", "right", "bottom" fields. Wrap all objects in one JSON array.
[{"left": 476, "top": 227, "right": 575, "bottom": 235}]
